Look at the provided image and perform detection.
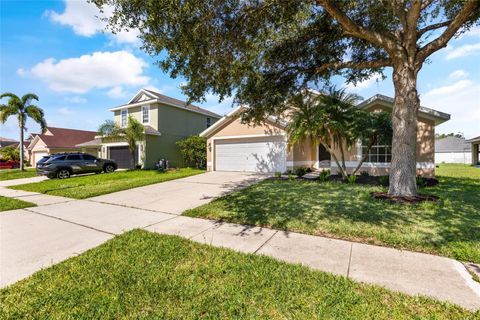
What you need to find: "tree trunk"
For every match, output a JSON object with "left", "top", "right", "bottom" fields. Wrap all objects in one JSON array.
[
  {"left": 389, "top": 65, "right": 419, "bottom": 196},
  {"left": 19, "top": 123, "right": 25, "bottom": 171}
]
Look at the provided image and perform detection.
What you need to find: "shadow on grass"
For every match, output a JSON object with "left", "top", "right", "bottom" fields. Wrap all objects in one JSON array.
[{"left": 191, "top": 176, "right": 479, "bottom": 261}]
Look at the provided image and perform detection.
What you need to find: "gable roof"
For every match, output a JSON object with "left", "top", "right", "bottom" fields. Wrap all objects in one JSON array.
[
  {"left": 466, "top": 135, "right": 480, "bottom": 143},
  {"left": 29, "top": 127, "right": 97, "bottom": 149},
  {"left": 357, "top": 94, "right": 450, "bottom": 125},
  {"left": 110, "top": 88, "right": 222, "bottom": 119},
  {"left": 435, "top": 136, "right": 471, "bottom": 153}
]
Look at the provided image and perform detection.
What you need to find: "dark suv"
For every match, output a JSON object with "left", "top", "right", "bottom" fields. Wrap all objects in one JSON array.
[{"left": 37, "top": 153, "right": 117, "bottom": 179}]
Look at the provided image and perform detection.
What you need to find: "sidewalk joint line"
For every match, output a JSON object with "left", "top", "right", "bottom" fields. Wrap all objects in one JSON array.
[
  {"left": 142, "top": 215, "right": 180, "bottom": 230},
  {"left": 188, "top": 221, "right": 222, "bottom": 240},
  {"left": 346, "top": 243, "right": 353, "bottom": 278},
  {"left": 85, "top": 199, "right": 177, "bottom": 216},
  {"left": 24, "top": 208, "right": 116, "bottom": 236},
  {"left": 254, "top": 230, "right": 278, "bottom": 254}
]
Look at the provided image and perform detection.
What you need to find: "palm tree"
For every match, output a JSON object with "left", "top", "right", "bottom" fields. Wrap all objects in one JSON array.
[
  {"left": 98, "top": 116, "right": 145, "bottom": 168},
  {"left": 0, "top": 93, "right": 47, "bottom": 171},
  {"left": 287, "top": 87, "right": 361, "bottom": 179}
]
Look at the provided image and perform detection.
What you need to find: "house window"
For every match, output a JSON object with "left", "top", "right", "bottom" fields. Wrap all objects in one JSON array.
[
  {"left": 206, "top": 117, "right": 212, "bottom": 128},
  {"left": 142, "top": 105, "right": 149, "bottom": 124},
  {"left": 121, "top": 109, "right": 128, "bottom": 127},
  {"left": 361, "top": 137, "right": 392, "bottom": 163}
]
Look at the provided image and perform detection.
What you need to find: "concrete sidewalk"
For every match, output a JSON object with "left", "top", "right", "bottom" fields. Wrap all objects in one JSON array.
[
  {"left": 1, "top": 172, "right": 479, "bottom": 310},
  {"left": 0, "top": 175, "right": 47, "bottom": 187}
]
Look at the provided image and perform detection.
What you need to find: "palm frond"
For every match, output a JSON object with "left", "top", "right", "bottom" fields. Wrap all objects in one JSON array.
[
  {"left": 25, "top": 105, "right": 47, "bottom": 133},
  {"left": 21, "top": 93, "right": 39, "bottom": 106},
  {"left": 0, "top": 92, "right": 21, "bottom": 103},
  {"left": 0, "top": 104, "right": 18, "bottom": 123},
  {"left": 98, "top": 120, "right": 124, "bottom": 143}
]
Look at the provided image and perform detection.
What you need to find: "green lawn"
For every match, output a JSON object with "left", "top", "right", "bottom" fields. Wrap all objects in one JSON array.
[
  {"left": 1, "top": 230, "right": 475, "bottom": 319},
  {"left": 0, "top": 196, "right": 35, "bottom": 212},
  {"left": 10, "top": 168, "right": 204, "bottom": 199},
  {"left": 0, "top": 168, "right": 37, "bottom": 181},
  {"left": 185, "top": 164, "right": 480, "bottom": 263}
]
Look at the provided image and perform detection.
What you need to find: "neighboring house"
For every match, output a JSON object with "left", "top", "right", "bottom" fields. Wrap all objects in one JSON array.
[
  {"left": 466, "top": 135, "right": 480, "bottom": 165},
  {"left": 28, "top": 127, "right": 98, "bottom": 165},
  {"left": 0, "top": 137, "right": 18, "bottom": 148},
  {"left": 434, "top": 136, "right": 471, "bottom": 164},
  {"left": 200, "top": 94, "right": 450, "bottom": 177},
  {"left": 80, "top": 88, "right": 221, "bottom": 169}
]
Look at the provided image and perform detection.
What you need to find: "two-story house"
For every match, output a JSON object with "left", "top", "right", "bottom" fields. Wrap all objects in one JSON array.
[{"left": 78, "top": 88, "right": 221, "bottom": 169}]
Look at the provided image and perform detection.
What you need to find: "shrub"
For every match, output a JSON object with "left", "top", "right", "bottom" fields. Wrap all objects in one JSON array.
[
  {"left": 360, "top": 171, "right": 370, "bottom": 177},
  {"left": 274, "top": 171, "right": 281, "bottom": 178},
  {"left": 0, "top": 146, "right": 20, "bottom": 161},
  {"left": 288, "top": 174, "right": 296, "bottom": 181},
  {"left": 318, "top": 169, "right": 330, "bottom": 182},
  {"left": 347, "top": 174, "right": 357, "bottom": 184},
  {"left": 294, "top": 166, "right": 311, "bottom": 177},
  {"left": 379, "top": 175, "right": 389, "bottom": 186},
  {"left": 176, "top": 136, "right": 207, "bottom": 169}
]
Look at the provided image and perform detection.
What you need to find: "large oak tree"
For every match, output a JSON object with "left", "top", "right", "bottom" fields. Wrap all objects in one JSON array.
[{"left": 94, "top": 0, "right": 480, "bottom": 196}]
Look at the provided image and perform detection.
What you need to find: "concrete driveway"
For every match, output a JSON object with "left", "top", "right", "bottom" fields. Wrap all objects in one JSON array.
[
  {"left": 0, "top": 171, "right": 265, "bottom": 287},
  {"left": 89, "top": 171, "right": 266, "bottom": 214}
]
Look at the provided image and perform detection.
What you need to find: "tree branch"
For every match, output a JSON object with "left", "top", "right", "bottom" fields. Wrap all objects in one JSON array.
[
  {"left": 417, "top": 0, "right": 479, "bottom": 63},
  {"left": 417, "top": 20, "right": 452, "bottom": 36},
  {"left": 316, "top": 0, "right": 397, "bottom": 52},
  {"left": 314, "top": 59, "right": 392, "bottom": 74}
]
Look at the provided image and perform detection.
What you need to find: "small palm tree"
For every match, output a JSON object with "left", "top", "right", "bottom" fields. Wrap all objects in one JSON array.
[
  {"left": 287, "top": 87, "right": 361, "bottom": 179},
  {"left": 98, "top": 116, "right": 145, "bottom": 168},
  {"left": 0, "top": 93, "right": 47, "bottom": 171}
]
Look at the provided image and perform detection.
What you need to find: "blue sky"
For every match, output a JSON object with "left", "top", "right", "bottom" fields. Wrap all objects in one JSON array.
[{"left": 1, "top": 0, "right": 479, "bottom": 140}]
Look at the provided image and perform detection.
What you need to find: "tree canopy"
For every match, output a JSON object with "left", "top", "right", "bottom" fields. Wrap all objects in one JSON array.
[{"left": 94, "top": 0, "right": 479, "bottom": 120}]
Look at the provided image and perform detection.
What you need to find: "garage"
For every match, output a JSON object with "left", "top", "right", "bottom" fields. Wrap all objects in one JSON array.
[
  {"left": 109, "top": 146, "right": 135, "bottom": 169},
  {"left": 214, "top": 136, "right": 286, "bottom": 173},
  {"left": 32, "top": 151, "right": 49, "bottom": 166}
]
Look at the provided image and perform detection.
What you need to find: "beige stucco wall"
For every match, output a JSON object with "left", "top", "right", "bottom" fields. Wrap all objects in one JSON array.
[{"left": 204, "top": 106, "right": 437, "bottom": 176}]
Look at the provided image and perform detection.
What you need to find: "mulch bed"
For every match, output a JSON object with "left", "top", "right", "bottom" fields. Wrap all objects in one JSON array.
[{"left": 371, "top": 192, "right": 440, "bottom": 204}]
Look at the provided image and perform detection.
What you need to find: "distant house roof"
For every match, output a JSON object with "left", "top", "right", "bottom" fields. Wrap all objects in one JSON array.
[
  {"left": 466, "top": 135, "right": 480, "bottom": 143},
  {"left": 30, "top": 127, "right": 97, "bottom": 149},
  {"left": 109, "top": 88, "right": 222, "bottom": 119},
  {"left": 0, "top": 137, "right": 18, "bottom": 148},
  {"left": 435, "top": 136, "right": 471, "bottom": 153},
  {"left": 357, "top": 94, "right": 450, "bottom": 125}
]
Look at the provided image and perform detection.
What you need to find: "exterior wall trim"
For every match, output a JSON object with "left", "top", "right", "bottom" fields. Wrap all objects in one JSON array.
[{"left": 330, "top": 161, "right": 435, "bottom": 169}]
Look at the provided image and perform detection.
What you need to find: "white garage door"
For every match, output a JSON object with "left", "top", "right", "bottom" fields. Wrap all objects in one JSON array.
[
  {"left": 33, "top": 151, "right": 49, "bottom": 165},
  {"left": 215, "top": 136, "right": 286, "bottom": 173}
]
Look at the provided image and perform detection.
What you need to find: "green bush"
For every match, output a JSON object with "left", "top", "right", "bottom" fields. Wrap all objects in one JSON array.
[
  {"left": 360, "top": 171, "right": 370, "bottom": 177},
  {"left": 294, "top": 166, "right": 312, "bottom": 177},
  {"left": 416, "top": 176, "right": 427, "bottom": 188},
  {"left": 176, "top": 136, "right": 207, "bottom": 169},
  {"left": 274, "top": 171, "right": 282, "bottom": 178},
  {"left": 347, "top": 174, "right": 357, "bottom": 184},
  {"left": 318, "top": 169, "right": 330, "bottom": 182},
  {"left": 0, "top": 146, "right": 20, "bottom": 161},
  {"left": 379, "top": 175, "right": 389, "bottom": 186}
]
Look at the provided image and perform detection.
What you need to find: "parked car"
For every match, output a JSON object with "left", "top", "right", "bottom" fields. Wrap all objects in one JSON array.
[
  {"left": 36, "top": 155, "right": 52, "bottom": 168},
  {"left": 0, "top": 159, "right": 20, "bottom": 169},
  {"left": 36, "top": 153, "right": 117, "bottom": 179}
]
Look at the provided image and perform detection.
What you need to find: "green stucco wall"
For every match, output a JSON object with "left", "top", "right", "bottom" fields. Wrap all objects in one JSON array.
[{"left": 141, "top": 103, "right": 218, "bottom": 169}]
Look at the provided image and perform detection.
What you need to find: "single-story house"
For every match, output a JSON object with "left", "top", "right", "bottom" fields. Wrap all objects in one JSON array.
[
  {"left": 466, "top": 135, "right": 480, "bottom": 165},
  {"left": 27, "top": 127, "right": 98, "bottom": 165},
  {"left": 79, "top": 88, "right": 221, "bottom": 169},
  {"left": 0, "top": 137, "right": 18, "bottom": 148},
  {"left": 200, "top": 94, "right": 450, "bottom": 177},
  {"left": 434, "top": 136, "right": 472, "bottom": 164}
]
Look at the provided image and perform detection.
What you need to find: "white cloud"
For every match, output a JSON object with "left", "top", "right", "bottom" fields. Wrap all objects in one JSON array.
[
  {"left": 446, "top": 43, "right": 480, "bottom": 60},
  {"left": 460, "top": 26, "right": 480, "bottom": 38},
  {"left": 199, "top": 93, "right": 234, "bottom": 116},
  {"left": 30, "top": 51, "right": 149, "bottom": 93},
  {"left": 16, "top": 68, "right": 26, "bottom": 77},
  {"left": 422, "top": 79, "right": 480, "bottom": 138},
  {"left": 106, "top": 86, "right": 128, "bottom": 99},
  {"left": 58, "top": 107, "right": 73, "bottom": 115},
  {"left": 448, "top": 69, "right": 468, "bottom": 79},
  {"left": 424, "top": 80, "right": 473, "bottom": 97},
  {"left": 65, "top": 96, "right": 87, "bottom": 104},
  {"left": 345, "top": 73, "right": 383, "bottom": 91},
  {"left": 46, "top": 0, "right": 140, "bottom": 44}
]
